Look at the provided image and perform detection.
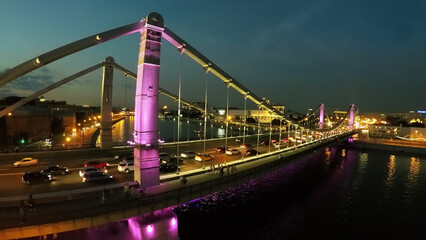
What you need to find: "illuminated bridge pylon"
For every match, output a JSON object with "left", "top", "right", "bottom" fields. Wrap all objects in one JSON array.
[{"left": 319, "top": 103, "right": 325, "bottom": 129}]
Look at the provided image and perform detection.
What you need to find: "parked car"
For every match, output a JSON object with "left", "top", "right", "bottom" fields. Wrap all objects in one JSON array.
[
  {"left": 215, "top": 147, "right": 226, "bottom": 153},
  {"left": 84, "top": 160, "right": 109, "bottom": 169},
  {"left": 82, "top": 171, "right": 113, "bottom": 183},
  {"left": 14, "top": 157, "right": 38, "bottom": 167},
  {"left": 180, "top": 151, "right": 197, "bottom": 159},
  {"left": 226, "top": 149, "right": 240, "bottom": 155},
  {"left": 245, "top": 149, "right": 258, "bottom": 156},
  {"left": 195, "top": 153, "right": 214, "bottom": 161},
  {"left": 22, "top": 171, "right": 52, "bottom": 185},
  {"left": 118, "top": 161, "right": 134, "bottom": 174},
  {"left": 42, "top": 165, "right": 69, "bottom": 175},
  {"left": 79, "top": 166, "right": 104, "bottom": 177},
  {"left": 159, "top": 157, "right": 178, "bottom": 172}
]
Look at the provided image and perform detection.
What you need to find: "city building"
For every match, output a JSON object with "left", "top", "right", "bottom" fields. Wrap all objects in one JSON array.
[
  {"left": 368, "top": 124, "right": 425, "bottom": 141},
  {"left": 3, "top": 105, "right": 52, "bottom": 145}
]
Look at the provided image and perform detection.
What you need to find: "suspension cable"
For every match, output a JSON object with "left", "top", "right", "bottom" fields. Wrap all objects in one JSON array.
[
  {"left": 224, "top": 83, "right": 230, "bottom": 164},
  {"left": 242, "top": 95, "right": 247, "bottom": 160},
  {"left": 279, "top": 118, "right": 282, "bottom": 150},
  {"left": 256, "top": 106, "right": 261, "bottom": 157},
  {"left": 124, "top": 74, "right": 128, "bottom": 110},
  {"left": 176, "top": 50, "right": 183, "bottom": 174},
  {"left": 202, "top": 68, "right": 208, "bottom": 169}
]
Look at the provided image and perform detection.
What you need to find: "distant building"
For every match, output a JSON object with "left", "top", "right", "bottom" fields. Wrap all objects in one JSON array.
[
  {"left": 4, "top": 105, "right": 52, "bottom": 144},
  {"left": 226, "top": 105, "right": 285, "bottom": 123},
  {"left": 368, "top": 124, "right": 425, "bottom": 141}
]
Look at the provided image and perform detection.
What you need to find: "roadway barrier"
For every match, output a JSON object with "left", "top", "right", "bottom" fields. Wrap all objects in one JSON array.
[{"left": 0, "top": 181, "right": 139, "bottom": 207}]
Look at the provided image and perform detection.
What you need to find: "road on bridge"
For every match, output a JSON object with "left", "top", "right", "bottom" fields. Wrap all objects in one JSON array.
[{"left": 0, "top": 133, "right": 308, "bottom": 197}]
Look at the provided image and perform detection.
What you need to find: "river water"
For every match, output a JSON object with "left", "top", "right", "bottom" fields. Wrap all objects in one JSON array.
[
  {"left": 22, "top": 142, "right": 426, "bottom": 239},
  {"left": 173, "top": 145, "right": 426, "bottom": 239},
  {"left": 111, "top": 116, "right": 256, "bottom": 144}
]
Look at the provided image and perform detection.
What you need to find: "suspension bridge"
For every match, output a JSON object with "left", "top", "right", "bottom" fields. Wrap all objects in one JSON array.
[
  {"left": 0, "top": 12, "right": 358, "bottom": 239},
  {"left": 0, "top": 12, "right": 355, "bottom": 188}
]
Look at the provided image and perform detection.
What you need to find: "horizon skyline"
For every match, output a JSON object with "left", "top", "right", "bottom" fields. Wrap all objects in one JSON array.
[{"left": 2, "top": 94, "right": 425, "bottom": 115}]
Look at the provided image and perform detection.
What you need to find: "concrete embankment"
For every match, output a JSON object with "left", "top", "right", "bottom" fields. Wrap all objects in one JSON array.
[{"left": 350, "top": 140, "right": 426, "bottom": 155}]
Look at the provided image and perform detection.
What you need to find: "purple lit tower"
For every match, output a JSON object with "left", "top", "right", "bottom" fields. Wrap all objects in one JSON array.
[
  {"left": 349, "top": 104, "right": 355, "bottom": 131},
  {"left": 319, "top": 103, "right": 324, "bottom": 129},
  {"left": 133, "top": 13, "right": 164, "bottom": 188}
]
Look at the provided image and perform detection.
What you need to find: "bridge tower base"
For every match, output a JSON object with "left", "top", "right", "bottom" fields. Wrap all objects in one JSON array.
[{"left": 133, "top": 13, "right": 164, "bottom": 188}]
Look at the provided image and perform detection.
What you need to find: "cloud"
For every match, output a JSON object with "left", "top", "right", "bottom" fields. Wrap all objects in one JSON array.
[{"left": 0, "top": 67, "right": 55, "bottom": 97}]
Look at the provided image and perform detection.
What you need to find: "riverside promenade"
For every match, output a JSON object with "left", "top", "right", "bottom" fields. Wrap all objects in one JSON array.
[{"left": 0, "top": 132, "right": 354, "bottom": 239}]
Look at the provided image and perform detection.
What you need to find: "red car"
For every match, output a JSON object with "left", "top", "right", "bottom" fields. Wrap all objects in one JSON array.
[{"left": 84, "top": 160, "right": 109, "bottom": 169}]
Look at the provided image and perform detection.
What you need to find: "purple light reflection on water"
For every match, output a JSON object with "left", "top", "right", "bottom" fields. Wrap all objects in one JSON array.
[
  {"left": 35, "top": 208, "right": 179, "bottom": 240},
  {"left": 128, "top": 218, "right": 142, "bottom": 240},
  {"left": 146, "top": 224, "right": 154, "bottom": 233}
]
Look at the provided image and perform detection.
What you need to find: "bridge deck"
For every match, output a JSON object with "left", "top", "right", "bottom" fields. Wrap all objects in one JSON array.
[{"left": 0, "top": 132, "right": 355, "bottom": 239}]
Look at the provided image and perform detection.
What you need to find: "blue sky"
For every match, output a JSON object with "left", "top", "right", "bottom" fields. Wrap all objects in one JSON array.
[{"left": 1, "top": 0, "right": 425, "bottom": 113}]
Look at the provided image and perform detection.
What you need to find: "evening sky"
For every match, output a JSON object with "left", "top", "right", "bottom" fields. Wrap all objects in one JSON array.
[{"left": 1, "top": 0, "right": 425, "bottom": 113}]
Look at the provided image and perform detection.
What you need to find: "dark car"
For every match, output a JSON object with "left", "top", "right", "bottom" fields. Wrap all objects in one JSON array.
[
  {"left": 245, "top": 149, "right": 258, "bottom": 156},
  {"left": 82, "top": 171, "right": 113, "bottom": 183},
  {"left": 42, "top": 165, "right": 69, "bottom": 175},
  {"left": 215, "top": 146, "right": 226, "bottom": 153},
  {"left": 22, "top": 171, "right": 52, "bottom": 185},
  {"left": 84, "top": 160, "right": 109, "bottom": 169},
  {"left": 122, "top": 155, "right": 134, "bottom": 162},
  {"left": 160, "top": 157, "right": 178, "bottom": 172}
]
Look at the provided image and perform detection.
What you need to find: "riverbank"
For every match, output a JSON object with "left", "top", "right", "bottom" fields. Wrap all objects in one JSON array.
[{"left": 351, "top": 139, "right": 426, "bottom": 155}]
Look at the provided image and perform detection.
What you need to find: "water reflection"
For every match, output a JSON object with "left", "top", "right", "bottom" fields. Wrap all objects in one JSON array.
[
  {"left": 385, "top": 155, "right": 396, "bottom": 189},
  {"left": 40, "top": 208, "right": 179, "bottom": 240},
  {"left": 407, "top": 157, "right": 420, "bottom": 188}
]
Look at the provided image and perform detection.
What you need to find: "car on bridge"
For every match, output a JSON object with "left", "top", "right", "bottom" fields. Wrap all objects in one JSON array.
[
  {"left": 82, "top": 171, "right": 113, "bottom": 183},
  {"left": 122, "top": 155, "right": 134, "bottom": 162},
  {"left": 195, "top": 153, "right": 214, "bottom": 162},
  {"left": 84, "top": 160, "right": 109, "bottom": 169},
  {"left": 42, "top": 165, "right": 69, "bottom": 175},
  {"left": 240, "top": 143, "right": 253, "bottom": 149},
  {"left": 226, "top": 149, "right": 240, "bottom": 155},
  {"left": 160, "top": 157, "right": 179, "bottom": 172},
  {"left": 245, "top": 149, "right": 258, "bottom": 156},
  {"left": 215, "top": 146, "right": 226, "bottom": 153},
  {"left": 79, "top": 166, "right": 105, "bottom": 177},
  {"left": 22, "top": 171, "right": 52, "bottom": 185},
  {"left": 180, "top": 151, "right": 197, "bottom": 159},
  {"left": 118, "top": 161, "right": 134, "bottom": 174},
  {"left": 14, "top": 157, "right": 38, "bottom": 167},
  {"left": 160, "top": 152, "right": 183, "bottom": 164}
]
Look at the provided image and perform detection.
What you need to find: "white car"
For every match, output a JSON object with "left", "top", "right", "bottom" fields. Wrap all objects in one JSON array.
[
  {"left": 195, "top": 153, "right": 214, "bottom": 161},
  {"left": 226, "top": 149, "right": 240, "bottom": 155},
  {"left": 118, "top": 161, "right": 134, "bottom": 174},
  {"left": 14, "top": 157, "right": 39, "bottom": 167}
]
